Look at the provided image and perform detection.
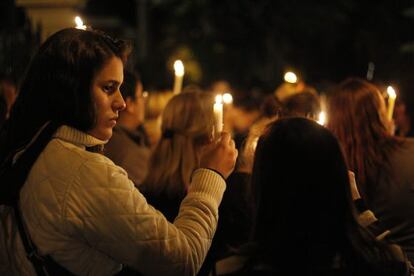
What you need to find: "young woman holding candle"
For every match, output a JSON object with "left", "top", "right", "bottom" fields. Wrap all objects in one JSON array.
[
  {"left": 0, "top": 28, "right": 237, "bottom": 275},
  {"left": 327, "top": 78, "right": 414, "bottom": 263},
  {"left": 231, "top": 117, "right": 411, "bottom": 275}
]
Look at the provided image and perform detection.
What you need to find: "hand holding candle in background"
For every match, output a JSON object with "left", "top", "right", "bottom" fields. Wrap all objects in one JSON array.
[
  {"left": 173, "top": 60, "right": 184, "bottom": 94},
  {"left": 387, "top": 86, "right": 397, "bottom": 121}
]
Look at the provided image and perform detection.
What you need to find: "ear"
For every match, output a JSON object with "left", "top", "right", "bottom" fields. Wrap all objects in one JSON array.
[{"left": 125, "top": 97, "right": 135, "bottom": 113}]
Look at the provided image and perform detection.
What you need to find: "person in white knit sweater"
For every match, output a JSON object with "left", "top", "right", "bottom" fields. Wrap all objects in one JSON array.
[{"left": 0, "top": 28, "right": 237, "bottom": 276}]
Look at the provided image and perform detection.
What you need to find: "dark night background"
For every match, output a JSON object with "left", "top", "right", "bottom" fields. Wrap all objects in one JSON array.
[{"left": 2, "top": 0, "right": 414, "bottom": 95}]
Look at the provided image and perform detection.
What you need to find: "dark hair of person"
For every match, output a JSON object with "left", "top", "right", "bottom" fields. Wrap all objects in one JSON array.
[
  {"left": 248, "top": 117, "right": 404, "bottom": 275},
  {"left": 283, "top": 89, "right": 321, "bottom": 119},
  {"left": 120, "top": 70, "right": 141, "bottom": 100},
  {"left": 232, "top": 89, "right": 263, "bottom": 112},
  {"left": 327, "top": 78, "right": 402, "bottom": 201},
  {"left": 0, "top": 28, "right": 131, "bottom": 160},
  {"left": 259, "top": 94, "right": 283, "bottom": 118}
]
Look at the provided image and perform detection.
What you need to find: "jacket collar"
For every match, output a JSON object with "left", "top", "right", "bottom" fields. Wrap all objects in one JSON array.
[{"left": 53, "top": 125, "right": 107, "bottom": 149}]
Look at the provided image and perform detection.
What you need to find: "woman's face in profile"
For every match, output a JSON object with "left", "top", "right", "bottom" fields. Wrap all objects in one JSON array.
[{"left": 88, "top": 56, "right": 126, "bottom": 140}]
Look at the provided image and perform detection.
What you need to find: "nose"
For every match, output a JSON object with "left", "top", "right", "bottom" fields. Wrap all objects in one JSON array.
[{"left": 113, "top": 89, "right": 126, "bottom": 111}]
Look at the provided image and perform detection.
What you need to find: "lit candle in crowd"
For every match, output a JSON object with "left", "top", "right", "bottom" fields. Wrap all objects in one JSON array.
[
  {"left": 284, "top": 71, "right": 298, "bottom": 84},
  {"left": 75, "top": 16, "right": 87, "bottom": 30},
  {"left": 222, "top": 92, "right": 233, "bottom": 105},
  {"left": 387, "top": 86, "right": 397, "bottom": 121},
  {"left": 317, "top": 111, "right": 326, "bottom": 126},
  {"left": 214, "top": 94, "right": 224, "bottom": 136},
  {"left": 173, "top": 60, "right": 184, "bottom": 94}
]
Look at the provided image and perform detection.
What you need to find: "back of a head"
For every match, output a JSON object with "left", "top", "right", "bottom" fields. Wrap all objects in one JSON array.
[
  {"left": 251, "top": 117, "right": 353, "bottom": 269},
  {"left": 144, "top": 90, "right": 174, "bottom": 120},
  {"left": 249, "top": 117, "right": 405, "bottom": 274},
  {"left": 161, "top": 92, "right": 214, "bottom": 137},
  {"left": 326, "top": 78, "right": 395, "bottom": 199},
  {"left": 1, "top": 28, "right": 130, "bottom": 158},
  {"left": 283, "top": 90, "right": 321, "bottom": 119},
  {"left": 327, "top": 78, "right": 389, "bottom": 143},
  {"left": 144, "top": 92, "right": 215, "bottom": 196},
  {"left": 120, "top": 70, "right": 140, "bottom": 100}
]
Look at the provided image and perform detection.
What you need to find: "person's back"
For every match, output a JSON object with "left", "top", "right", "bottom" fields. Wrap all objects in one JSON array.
[
  {"left": 327, "top": 78, "right": 414, "bottom": 263},
  {"left": 366, "top": 138, "right": 414, "bottom": 261},
  {"left": 231, "top": 117, "right": 410, "bottom": 275}
]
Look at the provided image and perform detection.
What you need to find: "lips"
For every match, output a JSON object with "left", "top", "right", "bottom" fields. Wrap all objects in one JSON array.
[{"left": 109, "top": 116, "right": 118, "bottom": 126}]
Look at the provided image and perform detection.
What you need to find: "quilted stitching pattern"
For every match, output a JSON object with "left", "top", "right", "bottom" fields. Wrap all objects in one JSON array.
[{"left": 13, "top": 126, "right": 225, "bottom": 276}]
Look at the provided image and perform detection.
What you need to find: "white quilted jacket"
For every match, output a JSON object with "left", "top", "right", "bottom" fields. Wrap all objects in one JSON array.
[{"left": 0, "top": 126, "right": 226, "bottom": 275}]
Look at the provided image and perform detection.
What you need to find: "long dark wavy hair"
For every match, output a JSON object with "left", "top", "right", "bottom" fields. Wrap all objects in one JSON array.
[
  {"left": 248, "top": 117, "right": 404, "bottom": 275},
  {"left": 327, "top": 78, "right": 402, "bottom": 201}
]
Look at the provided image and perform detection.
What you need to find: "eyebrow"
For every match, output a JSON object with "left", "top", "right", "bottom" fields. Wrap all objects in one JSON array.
[{"left": 101, "top": 80, "right": 122, "bottom": 86}]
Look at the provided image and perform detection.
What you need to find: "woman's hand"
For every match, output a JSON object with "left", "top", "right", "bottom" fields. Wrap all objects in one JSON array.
[{"left": 200, "top": 132, "right": 238, "bottom": 179}]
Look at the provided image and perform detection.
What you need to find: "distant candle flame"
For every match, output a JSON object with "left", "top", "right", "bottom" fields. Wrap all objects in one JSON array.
[
  {"left": 222, "top": 93, "right": 233, "bottom": 104},
  {"left": 284, "top": 72, "right": 298, "bottom": 84},
  {"left": 215, "top": 94, "right": 223, "bottom": 104},
  {"left": 174, "top": 60, "right": 184, "bottom": 77},
  {"left": 387, "top": 86, "right": 396, "bottom": 99},
  {"left": 75, "top": 16, "right": 86, "bottom": 30},
  {"left": 317, "top": 111, "right": 326, "bottom": 125}
]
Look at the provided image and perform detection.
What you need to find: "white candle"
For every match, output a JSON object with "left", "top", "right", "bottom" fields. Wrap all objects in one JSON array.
[
  {"left": 214, "top": 94, "right": 223, "bottom": 136},
  {"left": 317, "top": 111, "right": 326, "bottom": 126},
  {"left": 387, "top": 86, "right": 397, "bottom": 121},
  {"left": 173, "top": 60, "right": 184, "bottom": 94},
  {"left": 75, "top": 16, "right": 87, "bottom": 30}
]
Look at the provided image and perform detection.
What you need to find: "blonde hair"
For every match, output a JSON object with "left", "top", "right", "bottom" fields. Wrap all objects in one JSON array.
[
  {"left": 143, "top": 90, "right": 174, "bottom": 147},
  {"left": 143, "top": 92, "right": 215, "bottom": 198}
]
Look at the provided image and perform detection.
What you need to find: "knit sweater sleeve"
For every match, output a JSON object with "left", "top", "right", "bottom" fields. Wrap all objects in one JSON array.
[{"left": 63, "top": 160, "right": 226, "bottom": 276}]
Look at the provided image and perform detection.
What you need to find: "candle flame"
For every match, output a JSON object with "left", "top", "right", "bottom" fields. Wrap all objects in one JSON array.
[
  {"left": 222, "top": 93, "right": 233, "bottom": 104},
  {"left": 387, "top": 86, "right": 396, "bottom": 99},
  {"left": 174, "top": 60, "right": 184, "bottom": 77},
  {"left": 317, "top": 111, "right": 326, "bottom": 125},
  {"left": 215, "top": 94, "right": 223, "bottom": 104},
  {"left": 75, "top": 16, "right": 86, "bottom": 30},
  {"left": 284, "top": 72, "right": 297, "bottom": 83}
]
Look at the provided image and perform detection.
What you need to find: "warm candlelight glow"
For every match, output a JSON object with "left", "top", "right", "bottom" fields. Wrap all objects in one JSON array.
[
  {"left": 174, "top": 60, "right": 184, "bottom": 77},
  {"left": 75, "top": 16, "right": 86, "bottom": 30},
  {"left": 386, "top": 86, "right": 397, "bottom": 120},
  {"left": 317, "top": 111, "right": 326, "bottom": 126},
  {"left": 214, "top": 94, "right": 224, "bottom": 136},
  {"left": 387, "top": 86, "right": 396, "bottom": 100},
  {"left": 173, "top": 60, "right": 184, "bottom": 94},
  {"left": 222, "top": 93, "right": 233, "bottom": 104},
  {"left": 284, "top": 72, "right": 298, "bottom": 84}
]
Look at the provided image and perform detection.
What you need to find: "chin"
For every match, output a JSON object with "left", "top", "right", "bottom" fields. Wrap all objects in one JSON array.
[{"left": 96, "top": 130, "right": 113, "bottom": 141}]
